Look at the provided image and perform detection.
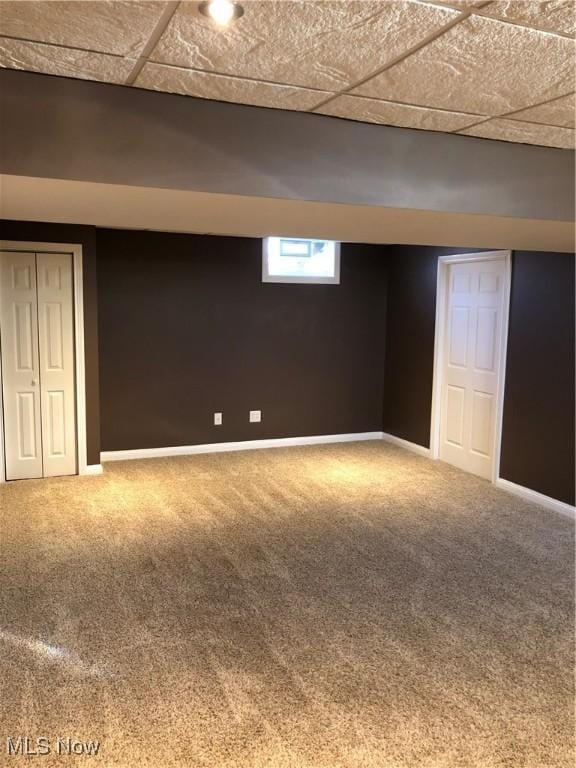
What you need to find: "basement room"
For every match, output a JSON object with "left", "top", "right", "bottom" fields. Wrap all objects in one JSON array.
[{"left": 0, "top": 1, "right": 574, "bottom": 766}]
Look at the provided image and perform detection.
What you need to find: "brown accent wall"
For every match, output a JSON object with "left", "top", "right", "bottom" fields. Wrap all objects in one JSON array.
[
  {"left": 0, "top": 220, "right": 101, "bottom": 466},
  {"left": 500, "top": 251, "right": 575, "bottom": 504},
  {"left": 96, "top": 229, "right": 387, "bottom": 450},
  {"left": 382, "top": 247, "right": 437, "bottom": 447},
  {"left": 383, "top": 246, "right": 575, "bottom": 505},
  {"left": 382, "top": 246, "right": 484, "bottom": 447}
]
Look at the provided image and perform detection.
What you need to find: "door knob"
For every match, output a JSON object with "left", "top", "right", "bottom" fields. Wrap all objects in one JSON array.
[{"left": 31, "top": 379, "right": 37, "bottom": 386}]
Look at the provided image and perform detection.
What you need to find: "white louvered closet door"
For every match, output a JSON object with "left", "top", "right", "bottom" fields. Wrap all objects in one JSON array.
[{"left": 1, "top": 251, "right": 77, "bottom": 480}]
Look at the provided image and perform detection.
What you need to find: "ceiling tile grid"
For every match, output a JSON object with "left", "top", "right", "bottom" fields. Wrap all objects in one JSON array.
[
  {"left": 316, "top": 93, "right": 483, "bottom": 132},
  {"left": 351, "top": 15, "right": 574, "bottom": 116},
  {"left": 509, "top": 92, "right": 575, "bottom": 128},
  {"left": 0, "top": 36, "right": 135, "bottom": 83},
  {"left": 459, "top": 116, "right": 575, "bottom": 147},
  {"left": 0, "top": 1, "right": 168, "bottom": 56},
  {"left": 479, "top": 0, "right": 576, "bottom": 37},
  {"left": 150, "top": 1, "right": 459, "bottom": 90},
  {"left": 137, "top": 62, "right": 329, "bottom": 110},
  {"left": 0, "top": 0, "right": 574, "bottom": 149}
]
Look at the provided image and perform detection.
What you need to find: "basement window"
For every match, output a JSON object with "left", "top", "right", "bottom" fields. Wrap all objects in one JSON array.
[{"left": 262, "top": 237, "right": 340, "bottom": 284}]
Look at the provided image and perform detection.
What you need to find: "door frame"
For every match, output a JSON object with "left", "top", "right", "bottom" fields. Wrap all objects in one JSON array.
[
  {"left": 0, "top": 241, "right": 87, "bottom": 483},
  {"left": 429, "top": 250, "right": 512, "bottom": 484}
]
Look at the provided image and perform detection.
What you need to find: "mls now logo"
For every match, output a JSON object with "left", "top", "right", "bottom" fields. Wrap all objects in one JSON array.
[
  {"left": 6, "top": 736, "right": 101, "bottom": 756},
  {"left": 6, "top": 738, "right": 50, "bottom": 757},
  {"left": 55, "top": 737, "right": 100, "bottom": 756}
]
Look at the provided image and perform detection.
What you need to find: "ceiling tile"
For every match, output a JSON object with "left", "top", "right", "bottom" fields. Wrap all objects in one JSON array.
[
  {"left": 0, "top": 38, "right": 135, "bottom": 82},
  {"left": 354, "top": 15, "right": 575, "bottom": 115},
  {"left": 0, "top": 0, "right": 572, "bottom": 151},
  {"left": 459, "top": 117, "right": 575, "bottom": 147},
  {"left": 510, "top": 93, "right": 575, "bottom": 127},
  {"left": 480, "top": 1, "right": 575, "bottom": 37},
  {"left": 418, "top": 1, "right": 488, "bottom": 8},
  {"left": 136, "top": 63, "right": 330, "bottom": 111},
  {"left": 151, "top": 1, "right": 458, "bottom": 91},
  {"left": 0, "top": 1, "right": 167, "bottom": 57},
  {"left": 316, "top": 94, "right": 481, "bottom": 132}
]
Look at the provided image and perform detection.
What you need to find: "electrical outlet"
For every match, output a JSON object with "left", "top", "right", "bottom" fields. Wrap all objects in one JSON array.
[
  {"left": 249, "top": 410, "right": 261, "bottom": 423},
  {"left": 214, "top": 412, "right": 222, "bottom": 426}
]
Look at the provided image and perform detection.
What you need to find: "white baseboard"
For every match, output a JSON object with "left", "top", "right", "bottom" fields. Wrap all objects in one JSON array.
[
  {"left": 381, "top": 432, "right": 431, "bottom": 457},
  {"left": 82, "top": 464, "right": 104, "bottom": 476},
  {"left": 101, "top": 432, "right": 385, "bottom": 463},
  {"left": 495, "top": 477, "right": 575, "bottom": 519}
]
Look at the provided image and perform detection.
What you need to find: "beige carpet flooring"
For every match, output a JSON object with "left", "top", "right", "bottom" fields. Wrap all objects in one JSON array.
[{"left": 0, "top": 442, "right": 574, "bottom": 767}]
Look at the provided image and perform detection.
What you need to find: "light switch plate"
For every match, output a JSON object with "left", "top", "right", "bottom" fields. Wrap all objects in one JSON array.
[
  {"left": 214, "top": 412, "right": 222, "bottom": 426},
  {"left": 249, "top": 410, "right": 261, "bottom": 423}
]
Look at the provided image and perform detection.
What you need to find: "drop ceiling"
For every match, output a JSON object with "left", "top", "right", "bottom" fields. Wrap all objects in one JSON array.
[{"left": 0, "top": 0, "right": 574, "bottom": 149}]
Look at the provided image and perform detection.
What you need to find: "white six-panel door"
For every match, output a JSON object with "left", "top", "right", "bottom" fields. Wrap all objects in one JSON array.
[
  {"left": 1, "top": 251, "right": 76, "bottom": 480},
  {"left": 439, "top": 258, "right": 506, "bottom": 479}
]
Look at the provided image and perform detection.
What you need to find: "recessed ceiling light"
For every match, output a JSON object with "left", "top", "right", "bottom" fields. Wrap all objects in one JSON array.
[{"left": 198, "top": 0, "right": 244, "bottom": 26}]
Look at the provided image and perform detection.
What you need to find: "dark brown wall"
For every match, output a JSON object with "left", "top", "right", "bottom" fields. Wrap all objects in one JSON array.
[
  {"left": 383, "top": 246, "right": 575, "bottom": 505},
  {"left": 0, "top": 220, "right": 101, "bottom": 465},
  {"left": 382, "top": 246, "right": 484, "bottom": 447},
  {"left": 96, "top": 229, "right": 387, "bottom": 451},
  {"left": 382, "top": 247, "right": 436, "bottom": 447},
  {"left": 500, "top": 252, "right": 575, "bottom": 504}
]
